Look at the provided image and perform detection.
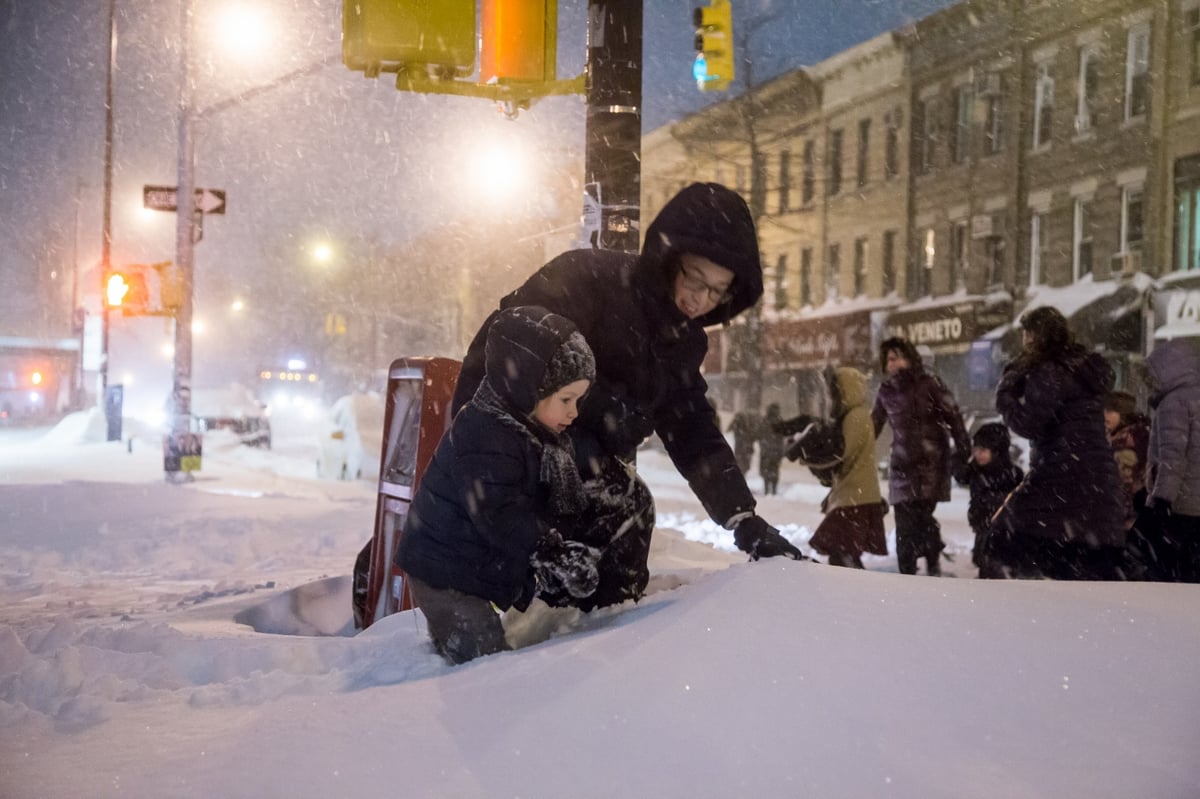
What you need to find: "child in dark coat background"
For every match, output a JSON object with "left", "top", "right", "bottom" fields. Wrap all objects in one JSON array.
[{"left": 957, "top": 423, "right": 1024, "bottom": 578}]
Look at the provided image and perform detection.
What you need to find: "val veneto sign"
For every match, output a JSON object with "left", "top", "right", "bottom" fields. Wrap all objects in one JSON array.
[{"left": 1157, "top": 288, "right": 1200, "bottom": 337}]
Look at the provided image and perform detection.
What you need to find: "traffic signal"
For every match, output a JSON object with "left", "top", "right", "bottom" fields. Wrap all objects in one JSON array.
[
  {"left": 342, "top": 0, "right": 475, "bottom": 77},
  {"left": 104, "top": 269, "right": 149, "bottom": 315},
  {"left": 693, "top": 0, "right": 735, "bottom": 92},
  {"left": 480, "top": 0, "right": 557, "bottom": 84}
]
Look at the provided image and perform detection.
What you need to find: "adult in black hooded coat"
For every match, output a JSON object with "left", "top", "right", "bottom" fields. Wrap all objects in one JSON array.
[
  {"left": 453, "top": 183, "right": 803, "bottom": 608},
  {"left": 988, "top": 306, "right": 1126, "bottom": 579}
]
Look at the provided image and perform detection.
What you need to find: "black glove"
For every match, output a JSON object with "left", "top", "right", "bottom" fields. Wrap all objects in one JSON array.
[
  {"left": 532, "top": 538, "right": 601, "bottom": 600},
  {"left": 733, "top": 515, "right": 804, "bottom": 561},
  {"left": 599, "top": 397, "right": 655, "bottom": 454},
  {"left": 1149, "top": 498, "right": 1173, "bottom": 517}
]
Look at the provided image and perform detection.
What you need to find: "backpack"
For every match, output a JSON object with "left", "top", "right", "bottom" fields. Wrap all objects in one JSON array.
[{"left": 775, "top": 414, "right": 845, "bottom": 486}]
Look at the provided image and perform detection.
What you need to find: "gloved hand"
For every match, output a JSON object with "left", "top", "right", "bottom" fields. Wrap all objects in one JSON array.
[
  {"left": 1149, "top": 497, "right": 1173, "bottom": 517},
  {"left": 598, "top": 395, "right": 655, "bottom": 455},
  {"left": 733, "top": 515, "right": 804, "bottom": 561},
  {"left": 532, "top": 537, "right": 602, "bottom": 600}
]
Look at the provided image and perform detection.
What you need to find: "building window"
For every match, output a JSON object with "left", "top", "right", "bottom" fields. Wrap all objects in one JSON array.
[
  {"left": 917, "top": 97, "right": 940, "bottom": 174},
  {"left": 884, "top": 108, "right": 901, "bottom": 179},
  {"left": 774, "top": 254, "right": 789, "bottom": 310},
  {"left": 800, "top": 247, "right": 813, "bottom": 305},
  {"left": 1075, "top": 44, "right": 1100, "bottom": 135},
  {"left": 984, "top": 236, "right": 1005, "bottom": 288},
  {"left": 1033, "top": 61, "right": 1054, "bottom": 150},
  {"left": 952, "top": 84, "right": 973, "bottom": 163},
  {"left": 1190, "top": 7, "right": 1200, "bottom": 85},
  {"left": 751, "top": 151, "right": 767, "bottom": 216},
  {"left": 951, "top": 219, "right": 969, "bottom": 290},
  {"left": 921, "top": 228, "right": 936, "bottom": 296},
  {"left": 778, "top": 150, "right": 791, "bottom": 213},
  {"left": 735, "top": 164, "right": 747, "bottom": 194},
  {"left": 853, "top": 237, "right": 869, "bottom": 296},
  {"left": 1073, "top": 197, "right": 1094, "bottom": 279},
  {"left": 1126, "top": 23, "right": 1150, "bottom": 121},
  {"left": 802, "top": 140, "right": 815, "bottom": 205},
  {"left": 857, "top": 119, "right": 870, "bottom": 187},
  {"left": 828, "top": 129, "right": 843, "bottom": 196},
  {"left": 1121, "top": 185, "right": 1144, "bottom": 252},
  {"left": 826, "top": 243, "right": 841, "bottom": 301},
  {"left": 982, "top": 74, "right": 1004, "bottom": 154},
  {"left": 1030, "top": 210, "right": 1046, "bottom": 286},
  {"left": 882, "top": 230, "right": 897, "bottom": 294}
]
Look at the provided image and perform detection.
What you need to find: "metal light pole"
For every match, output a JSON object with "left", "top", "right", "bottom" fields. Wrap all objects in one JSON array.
[{"left": 169, "top": 0, "right": 197, "bottom": 476}]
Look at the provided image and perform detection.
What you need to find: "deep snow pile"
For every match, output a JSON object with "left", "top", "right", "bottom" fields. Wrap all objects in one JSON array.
[{"left": 0, "top": 411, "right": 1198, "bottom": 798}]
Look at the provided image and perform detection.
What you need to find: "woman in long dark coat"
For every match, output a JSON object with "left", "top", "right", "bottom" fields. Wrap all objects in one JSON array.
[
  {"left": 871, "top": 338, "right": 971, "bottom": 576},
  {"left": 988, "top": 307, "right": 1126, "bottom": 579}
]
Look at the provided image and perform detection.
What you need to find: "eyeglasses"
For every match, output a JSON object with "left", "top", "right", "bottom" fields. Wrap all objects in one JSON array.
[{"left": 678, "top": 265, "right": 733, "bottom": 304}]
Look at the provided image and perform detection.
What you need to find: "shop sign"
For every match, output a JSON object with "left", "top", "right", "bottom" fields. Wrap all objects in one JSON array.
[
  {"left": 884, "top": 300, "right": 1012, "bottom": 353},
  {"left": 763, "top": 311, "right": 873, "bottom": 369}
]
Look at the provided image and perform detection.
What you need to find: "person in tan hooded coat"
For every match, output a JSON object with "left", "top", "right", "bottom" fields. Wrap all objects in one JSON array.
[{"left": 809, "top": 367, "right": 888, "bottom": 569}]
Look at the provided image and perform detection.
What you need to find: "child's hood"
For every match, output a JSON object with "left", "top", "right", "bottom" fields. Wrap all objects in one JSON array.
[
  {"left": 483, "top": 306, "right": 583, "bottom": 415},
  {"left": 832, "top": 367, "right": 868, "bottom": 411}
]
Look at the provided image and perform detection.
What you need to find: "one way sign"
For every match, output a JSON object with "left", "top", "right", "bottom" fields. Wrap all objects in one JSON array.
[{"left": 143, "top": 185, "right": 227, "bottom": 215}]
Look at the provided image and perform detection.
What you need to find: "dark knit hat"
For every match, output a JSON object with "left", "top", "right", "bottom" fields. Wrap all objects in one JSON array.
[
  {"left": 537, "top": 330, "right": 595, "bottom": 398},
  {"left": 1104, "top": 390, "right": 1137, "bottom": 419},
  {"left": 972, "top": 422, "right": 1011, "bottom": 453}
]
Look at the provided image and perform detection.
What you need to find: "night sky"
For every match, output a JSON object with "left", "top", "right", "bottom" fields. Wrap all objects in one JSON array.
[{"left": 0, "top": 0, "right": 953, "bottom": 375}]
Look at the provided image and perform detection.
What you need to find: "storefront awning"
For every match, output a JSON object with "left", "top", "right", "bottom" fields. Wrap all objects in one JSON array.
[{"left": 883, "top": 294, "right": 1013, "bottom": 355}]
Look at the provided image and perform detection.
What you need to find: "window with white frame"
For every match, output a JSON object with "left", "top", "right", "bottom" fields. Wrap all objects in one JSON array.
[
  {"left": 952, "top": 84, "right": 973, "bottom": 163},
  {"left": 1125, "top": 23, "right": 1150, "bottom": 121},
  {"left": 828, "top": 129, "right": 844, "bottom": 196},
  {"left": 826, "top": 243, "right": 841, "bottom": 301},
  {"left": 1189, "top": 5, "right": 1200, "bottom": 85},
  {"left": 1073, "top": 197, "right": 1094, "bottom": 279},
  {"left": 774, "top": 254, "right": 789, "bottom": 310},
  {"left": 1075, "top": 44, "right": 1100, "bottom": 134},
  {"left": 885, "top": 108, "right": 901, "bottom": 178},
  {"left": 951, "top": 219, "right": 969, "bottom": 290},
  {"left": 1030, "top": 210, "right": 1046, "bottom": 286},
  {"left": 984, "top": 236, "right": 1005, "bottom": 288},
  {"left": 921, "top": 228, "right": 936, "bottom": 296},
  {"left": 800, "top": 247, "right": 813, "bottom": 305},
  {"left": 778, "top": 150, "right": 791, "bottom": 213},
  {"left": 857, "top": 119, "right": 870, "bottom": 187},
  {"left": 882, "top": 230, "right": 897, "bottom": 294},
  {"left": 853, "top": 237, "right": 869, "bottom": 296},
  {"left": 918, "top": 97, "right": 940, "bottom": 174},
  {"left": 1121, "top": 185, "right": 1144, "bottom": 252},
  {"left": 983, "top": 75, "right": 1005, "bottom": 154},
  {"left": 1033, "top": 62, "right": 1054, "bottom": 149},
  {"left": 801, "top": 140, "right": 815, "bottom": 205}
]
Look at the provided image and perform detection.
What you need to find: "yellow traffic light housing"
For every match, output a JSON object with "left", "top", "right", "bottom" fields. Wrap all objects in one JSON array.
[
  {"left": 693, "top": 0, "right": 735, "bottom": 92},
  {"left": 480, "top": 0, "right": 557, "bottom": 84},
  {"left": 343, "top": 0, "right": 476, "bottom": 77}
]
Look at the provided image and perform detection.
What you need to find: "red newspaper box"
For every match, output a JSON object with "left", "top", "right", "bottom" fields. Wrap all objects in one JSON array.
[{"left": 360, "top": 356, "right": 460, "bottom": 629}]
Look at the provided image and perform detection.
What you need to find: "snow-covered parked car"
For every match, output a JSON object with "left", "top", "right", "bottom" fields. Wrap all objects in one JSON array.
[
  {"left": 191, "top": 383, "right": 271, "bottom": 448},
  {"left": 316, "top": 392, "right": 384, "bottom": 481}
]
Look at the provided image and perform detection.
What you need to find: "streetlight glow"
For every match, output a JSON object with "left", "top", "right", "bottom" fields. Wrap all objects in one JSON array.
[
  {"left": 231, "top": 298, "right": 245, "bottom": 312},
  {"left": 210, "top": 5, "right": 271, "bottom": 61},
  {"left": 312, "top": 242, "right": 333, "bottom": 264}
]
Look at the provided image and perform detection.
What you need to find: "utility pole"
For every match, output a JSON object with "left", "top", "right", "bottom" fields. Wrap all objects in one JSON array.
[
  {"left": 99, "top": 0, "right": 116, "bottom": 435},
  {"left": 169, "top": 0, "right": 197, "bottom": 479},
  {"left": 585, "top": 0, "right": 643, "bottom": 254}
]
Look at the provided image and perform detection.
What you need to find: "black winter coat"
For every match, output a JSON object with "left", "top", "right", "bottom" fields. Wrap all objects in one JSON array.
[
  {"left": 960, "top": 460, "right": 1024, "bottom": 536},
  {"left": 993, "top": 350, "right": 1125, "bottom": 547},
  {"left": 396, "top": 308, "right": 584, "bottom": 611},
  {"left": 871, "top": 366, "right": 970, "bottom": 504},
  {"left": 452, "top": 183, "right": 764, "bottom": 527}
]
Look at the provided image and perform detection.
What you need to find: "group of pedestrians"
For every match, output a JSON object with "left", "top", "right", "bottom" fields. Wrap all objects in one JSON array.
[{"left": 380, "top": 181, "right": 1197, "bottom": 666}]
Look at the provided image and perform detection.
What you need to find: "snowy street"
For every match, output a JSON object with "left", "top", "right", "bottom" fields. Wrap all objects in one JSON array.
[{"left": 1, "top": 412, "right": 1197, "bottom": 798}]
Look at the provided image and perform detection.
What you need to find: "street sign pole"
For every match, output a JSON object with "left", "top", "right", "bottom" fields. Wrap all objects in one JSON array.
[
  {"left": 169, "top": 0, "right": 196, "bottom": 482},
  {"left": 100, "top": 0, "right": 117, "bottom": 438}
]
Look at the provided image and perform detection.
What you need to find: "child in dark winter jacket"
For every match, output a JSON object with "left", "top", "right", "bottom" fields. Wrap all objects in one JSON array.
[
  {"left": 955, "top": 423, "right": 1023, "bottom": 578},
  {"left": 395, "top": 306, "right": 599, "bottom": 665}
]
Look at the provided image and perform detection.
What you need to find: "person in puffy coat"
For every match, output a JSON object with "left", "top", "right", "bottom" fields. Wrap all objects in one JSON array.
[
  {"left": 452, "top": 183, "right": 804, "bottom": 609},
  {"left": 396, "top": 306, "right": 600, "bottom": 664},
  {"left": 954, "top": 422, "right": 1023, "bottom": 578},
  {"left": 1140, "top": 337, "right": 1200, "bottom": 582},
  {"left": 988, "top": 306, "right": 1126, "bottom": 580},
  {"left": 871, "top": 337, "right": 971, "bottom": 576},
  {"left": 808, "top": 368, "right": 888, "bottom": 569}
]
